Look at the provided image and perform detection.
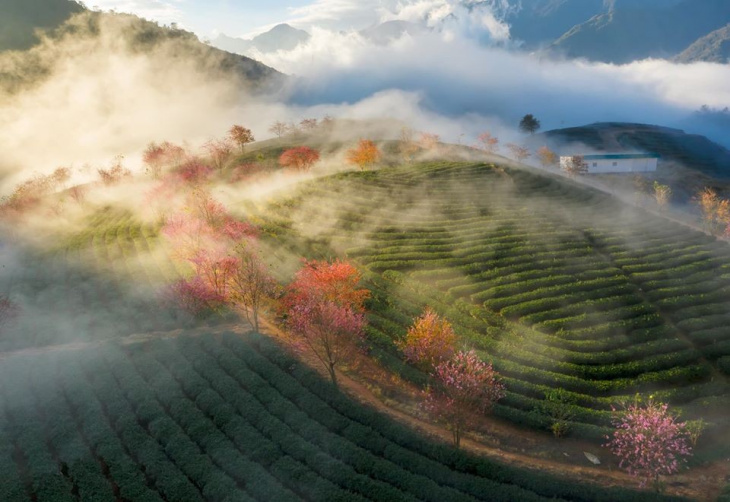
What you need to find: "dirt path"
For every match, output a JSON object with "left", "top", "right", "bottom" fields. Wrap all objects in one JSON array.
[{"left": 257, "top": 317, "right": 730, "bottom": 502}]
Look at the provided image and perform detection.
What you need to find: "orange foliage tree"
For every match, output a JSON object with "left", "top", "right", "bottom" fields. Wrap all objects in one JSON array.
[
  {"left": 229, "top": 125, "right": 255, "bottom": 152},
  {"left": 279, "top": 147, "right": 321, "bottom": 171},
  {"left": 695, "top": 187, "right": 730, "bottom": 234},
  {"left": 346, "top": 140, "right": 381, "bottom": 170},
  {"left": 398, "top": 307, "right": 456, "bottom": 370},
  {"left": 537, "top": 146, "right": 558, "bottom": 168}
]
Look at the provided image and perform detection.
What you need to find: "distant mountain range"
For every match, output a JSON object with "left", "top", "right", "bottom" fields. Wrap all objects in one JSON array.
[
  {"left": 213, "top": 24, "right": 311, "bottom": 55},
  {"left": 211, "top": 20, "right": 428, "bottom": 56},
  {"left": 211, "top": 0, "right": 730, "bottom": 65},
  {"left": 545, "top": 0, "right": 730, "bottom": 63}
]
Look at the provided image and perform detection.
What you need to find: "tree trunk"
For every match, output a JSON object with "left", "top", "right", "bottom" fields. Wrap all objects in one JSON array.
[
  {"left": 328, "top": 362, "right": 338, "bottom": 390},
  {"left": 453, "top": 425, "right": 461, "bottom": 449}
]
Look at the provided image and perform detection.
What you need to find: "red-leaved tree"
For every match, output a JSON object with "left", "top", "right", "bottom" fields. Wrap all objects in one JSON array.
[
  {"left": 604, "top": 400, "right": 692, "bottom": 491},
  {"left": 399, "top": 307, "right": 456, "bottom": 370},
  {"left": 283, "top": 260, "right": 370, "bottom": 388},
  {"left": 279, "top": 147, "right": 321, "bottom": 171},
  {"left": 424, "top": 350, "right": 506, "bottom": 448}
]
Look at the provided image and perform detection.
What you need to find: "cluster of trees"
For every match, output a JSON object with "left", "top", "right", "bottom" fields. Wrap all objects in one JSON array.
[
  {"left": 0, "top": 167, "right": 70, "bottom": 215},
  {"left": 97, "top": 155, "right": 132, "bottom": 185},
  {"left": 161, "top": 189, "right": 271, "bottom": 327},
  {"left": 268, "top": 116, "right": 335, "bottom": 139},
  {"left": 392, "top": 305, "right": 698, "bottom": 487},
  {"left": 397, "top": 308, "right": 505, "bottom": 448}
]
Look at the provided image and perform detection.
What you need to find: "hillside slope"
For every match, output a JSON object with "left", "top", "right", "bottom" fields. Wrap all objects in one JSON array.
[
  {"left": 0, "top": 331, "right": 683, "bottom": 502},
  {"left": 676, "top": 24, "right": 730, "bottom": 63},
  {"left": 255, "top": 161, "right": 730, "bottom": 454},
  {"left": 0, "top": 10, "right": 283, "bottom": 96},
  {"left": 548, "top": 0, "right": 730, "bottom": 63},
  {"left": 528, "top": 122, "right": 730, "bottom": 195},
  {"left": 0, "top": 0, "right": 83, "bottom": 51}
]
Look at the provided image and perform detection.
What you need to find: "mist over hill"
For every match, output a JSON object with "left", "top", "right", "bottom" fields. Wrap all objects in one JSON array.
[{"left": 212, "top": 24, "right": 311, "bottom": 56}]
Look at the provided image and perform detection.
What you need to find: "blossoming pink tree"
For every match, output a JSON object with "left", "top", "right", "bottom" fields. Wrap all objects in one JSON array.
[
  {"left": 604, "top": 400, "right": 692, "bottom": 491},
  {"left": 424, "top": 350, "right": 505, "bottom": 448},
  {"left": 283, "top": 260, "right": 369, "bottom": 388},
  {"left": 168, "top": 276, "right": 225, "bottom": 317}
]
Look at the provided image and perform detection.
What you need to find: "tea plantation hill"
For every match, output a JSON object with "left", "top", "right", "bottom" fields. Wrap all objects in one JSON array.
[{"left": 250, "top": 159, "right": 730, "bottom": 463}]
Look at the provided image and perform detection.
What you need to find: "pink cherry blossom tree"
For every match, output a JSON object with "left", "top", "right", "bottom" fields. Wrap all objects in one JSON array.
[
  {"left": 167, "top": 276, "right": 225, "bottom": 317},
  {"left": 424, "top": 350, "right": 506, "bottom": 448},
  {"left": 283, "top": 260, "right": 369, "bottom": 388},
  {"left": 604, "top": 400, "right": 692, "bottom": 491}
]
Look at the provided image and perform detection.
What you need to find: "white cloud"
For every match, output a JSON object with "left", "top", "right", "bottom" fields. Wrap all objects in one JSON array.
[
  {"left": 87, "top": 0, "right": 184, "bottom": 24},
  {"left": 252, "top": 26, "right": 730, "bottom": 144}
]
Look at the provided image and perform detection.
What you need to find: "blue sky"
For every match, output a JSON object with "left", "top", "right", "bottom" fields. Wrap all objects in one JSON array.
[{"left": 87, "top": 0, "right": 379, "bottom": 37}]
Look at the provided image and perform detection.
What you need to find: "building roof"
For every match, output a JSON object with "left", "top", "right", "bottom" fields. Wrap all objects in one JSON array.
[{"left": 578, "top": 153, "right": 660, "bottom": 160}]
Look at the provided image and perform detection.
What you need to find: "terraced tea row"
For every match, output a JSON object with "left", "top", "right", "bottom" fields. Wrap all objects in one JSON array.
[
  {"left": 0, "top": 208, "right": 190, "bottom": 351},
  {"left": 0, "top": 333, "right": 675, "bottom": 501},
  {"left": 257, "top": 161, "right": 730, "bottom": 439}
]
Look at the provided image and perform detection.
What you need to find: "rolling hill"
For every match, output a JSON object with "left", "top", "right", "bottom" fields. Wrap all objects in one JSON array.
[
  {"left": 251, "top": 159, "right": 730, "bottom": 456},
  {"left": 0, "top": 133, "right": 727, "bottom": 499},
  {"left": 527, "top": 122, "right": 730, "bottom": 202},
  {"left": 0, "top": 7, "right": 283, "bottom": 96}
]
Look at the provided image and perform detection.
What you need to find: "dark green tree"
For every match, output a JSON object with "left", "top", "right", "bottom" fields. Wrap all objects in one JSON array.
[{"left": 519, "top": 114, "right": 541, "bottom": 135}]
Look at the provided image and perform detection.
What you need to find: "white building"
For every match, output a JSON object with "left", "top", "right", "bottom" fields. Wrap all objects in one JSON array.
[{"left": 560, "top": 153, "right": 659, "bottom": 174}]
